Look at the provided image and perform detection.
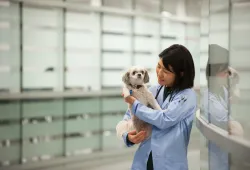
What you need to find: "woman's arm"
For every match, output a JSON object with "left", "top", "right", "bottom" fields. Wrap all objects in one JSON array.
[{"left": 125, "top": 91, "right": 197, "bottom": 130}]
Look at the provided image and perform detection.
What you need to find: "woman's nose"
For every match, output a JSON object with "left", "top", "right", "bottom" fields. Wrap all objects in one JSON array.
[{"left": 158, "top": 69, "right": 163, "bottom": 77}]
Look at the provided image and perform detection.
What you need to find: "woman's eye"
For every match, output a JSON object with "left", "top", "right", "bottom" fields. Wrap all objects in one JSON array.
[{"left": 164, "top": 70, "right": 170, "bottom": 74}]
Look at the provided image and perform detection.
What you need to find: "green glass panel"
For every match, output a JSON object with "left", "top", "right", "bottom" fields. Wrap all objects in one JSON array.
[
  {"left": 65, "top": 98, "right": 100, "bottom": 115},
  {"left": 23, "top": 140, "right": 63, "bottom": 159},
  {"left": 0, "top": 145, "right": 20, "bottom": 162},
  {"left": 0, "top": 124, "right": 20, "bottom": 141},
  {"left": 102, "top": 98, "right": 127, "bottom": 113},
  {"left": 102, "top": 115, "right": 123, "bottom": 130},
  {"left": 23, "top": 100, "right": 63, "bottom": 118},
  {"left": 103, "top": 133, "right": 123, "bottom": 149},
  {"left": 66, "top": 118, "right": 100, "bottom": 133},
  {"left": 23, "top": 122, "right": 63, "bottom": 138},
  {"left": 0, "top": 102, "right": 20, "bottom": 120},
  {"left": 66, "top": 135, "right": 100, "bottom": 152},
  {"left": 0, "top": 28, "right": 10, "bottom": 43}
]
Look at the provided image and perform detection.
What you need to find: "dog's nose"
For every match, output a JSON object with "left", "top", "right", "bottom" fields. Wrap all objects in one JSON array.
[{"left": 137, "top": 74, "right": 141, "bottom": 77}]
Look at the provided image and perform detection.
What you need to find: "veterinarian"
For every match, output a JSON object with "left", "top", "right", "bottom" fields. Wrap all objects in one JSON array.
[{"left": 117, "top": 44, "right": 197, "bottom": 170}]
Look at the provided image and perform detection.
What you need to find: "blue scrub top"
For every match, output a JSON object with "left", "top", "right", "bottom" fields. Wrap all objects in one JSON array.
[{"left": 122, "top": 84, "right": 197, "bottom": 170}]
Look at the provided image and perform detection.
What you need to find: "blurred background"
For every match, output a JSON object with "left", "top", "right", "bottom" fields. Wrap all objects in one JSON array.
[{"left": 0, "top": 0, "right": 249, "bottom": 170}]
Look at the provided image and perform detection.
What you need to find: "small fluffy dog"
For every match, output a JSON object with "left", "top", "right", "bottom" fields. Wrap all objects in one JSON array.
[{"left": 117, "top": 66, "right": 161, "bottom": 139}]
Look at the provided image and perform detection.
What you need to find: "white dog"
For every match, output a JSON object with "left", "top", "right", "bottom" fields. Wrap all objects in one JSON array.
[{"left": 116, "top": 66, "right": 161, "bottom": 140}]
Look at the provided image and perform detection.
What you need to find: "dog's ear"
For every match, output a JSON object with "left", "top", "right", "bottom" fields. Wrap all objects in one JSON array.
[
  {"left": 229, "top": 66, "right": 239, "bottom": 84},
  {"left": 122, "top": 71, "right": 130, "bottom": 85},
  {"left": 144, "top": 70, "right": 149, "bottom": 83}
]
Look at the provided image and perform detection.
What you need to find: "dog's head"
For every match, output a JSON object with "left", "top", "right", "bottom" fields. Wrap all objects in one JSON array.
[
  {"left": 228, "top": 67, "right": 239, "bottom": 86},
  {"left": 122, "top": 66, "right": 149, "bottom": 86}
]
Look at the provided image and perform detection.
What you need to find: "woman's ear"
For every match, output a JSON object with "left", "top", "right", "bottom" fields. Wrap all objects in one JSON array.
[
  {"left": 144, "top": 70, "right": 150, "bottom": 83},
  {"left": 122, "top": 72, "right": 130, "bottom": 85}
]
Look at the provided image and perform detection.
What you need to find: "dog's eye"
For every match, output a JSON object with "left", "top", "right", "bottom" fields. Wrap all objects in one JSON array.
[
  {"left": 132, "top": 71, "right": 136, "bottom": 75},
  {"left": 141, "top": 71, "right": 144, "bottom": 74}
]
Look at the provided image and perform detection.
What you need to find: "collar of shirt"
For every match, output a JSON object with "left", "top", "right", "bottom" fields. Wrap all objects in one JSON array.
[{"left": 163, "top": 86, "right": 173, "bottom": 102}]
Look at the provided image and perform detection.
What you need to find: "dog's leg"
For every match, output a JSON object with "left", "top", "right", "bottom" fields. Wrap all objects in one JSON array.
[
  {"left": 145, "top": 90, "right": 161, "bottom": 110},
  {"left": 148, "top": 98, "right": 161, "bottom": 110},
  {"left": 123, "top": 86, "right": 130, "bottom": 98},
  {"left": 147, "top": 104, "right": 154, "bottom": 109}
]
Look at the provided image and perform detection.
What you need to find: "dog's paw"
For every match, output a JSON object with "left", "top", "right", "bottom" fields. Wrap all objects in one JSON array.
[
  {"left": 154, "top": 104, "right": 162, "bottom": 110},
  {"left": 123, "top": 87, "right": 130, "bottom": 98}
]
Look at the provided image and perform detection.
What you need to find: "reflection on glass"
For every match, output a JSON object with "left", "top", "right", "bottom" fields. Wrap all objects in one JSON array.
[
  {"left": 201, "top": 44, "right": 244, "bottom": 170},
  {"left": 135, "top": 0, "right": 160, "bottom": 13},
  {"left": 199, "top": 0, "right": 209, "bottom": 169},
  {"left": 103, "top": 0, "right": 132, "bottom": 9},
  {"left": 230, "top": 1, "right": 250, "bottom": 142},
  {"left": 201, "top": 44, "right": 229, "bottom": 170}
]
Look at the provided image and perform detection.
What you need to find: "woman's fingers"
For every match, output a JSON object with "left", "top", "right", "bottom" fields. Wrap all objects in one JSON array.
[
  {"left": 128, "top": 130, "right": 147, "bottom": 144},
  {"left": 128, "top": 130, "right": 137, "bottom": 135},
  {"left": 135, "top": 135, "right": 146, "bottom": 143},
  {"left": 229, "top": 120, "right": 244, "bottom": 136},
  {"left": 135, "top": 131, "right": 146, "bottom": 138},
  {"left": 124, "top": 96, "right": 136, "bottom": 105}
]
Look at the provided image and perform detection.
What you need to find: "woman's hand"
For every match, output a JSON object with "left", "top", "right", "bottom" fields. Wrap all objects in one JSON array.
[
  {"left": 229, "top": 120, "right": 244, "bottom": 136},
  {"left": 123, "top": 95, "right": 136, "bottom": 105},
  {"left": 122, "top": 88, "right": 136, "bottom": 105},
  {"left": 127, "top": 130, "right": 147, "bottom": 144}
]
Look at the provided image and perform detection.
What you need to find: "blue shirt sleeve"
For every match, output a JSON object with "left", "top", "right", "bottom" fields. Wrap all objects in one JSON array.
[
  {"left": 209, "top": 98, "right": 228, "bottom": 122},
  {"left": 131, "top": 90, "right": 197, "bottom": 129},
  {"left": 123, "top": 109, "right": 132, "bottom": 121},
  {"left": 122, "top": 132, "right": 135, "bottom": 147}
]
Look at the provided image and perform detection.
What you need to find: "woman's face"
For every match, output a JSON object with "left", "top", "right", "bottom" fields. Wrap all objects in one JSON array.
[
  {"left": 215, "top": 68, "right": 230, "bottom": 86},
  {"left": 217, "top": 69, "right": 230, "bottom": 78},
  {"left": 156, "top": 59, "right": 176, "bottom": 87}
]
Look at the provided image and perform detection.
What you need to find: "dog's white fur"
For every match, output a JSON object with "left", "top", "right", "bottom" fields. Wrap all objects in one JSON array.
[
  {"left": 116, "top": 66, "right": 161, "bottom": 140},
  {"left": 228, "top": 67, "right": 240, "bottom": 99}
]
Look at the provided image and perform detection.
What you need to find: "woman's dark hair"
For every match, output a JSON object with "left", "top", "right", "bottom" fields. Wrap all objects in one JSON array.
[
  {"left": 206, "top": 44, "right": 229, "bottom": 80},
  {"left": 159, "top": 44, "right": 195, "bottom": 90}
]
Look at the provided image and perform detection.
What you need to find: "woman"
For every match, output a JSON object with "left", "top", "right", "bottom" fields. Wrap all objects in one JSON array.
[
  {"left": 202, "top": 44, "right": 243, "bottom": 133},
  {"left": 116, "top": 44, "right": 197, "bottom": 170}
]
